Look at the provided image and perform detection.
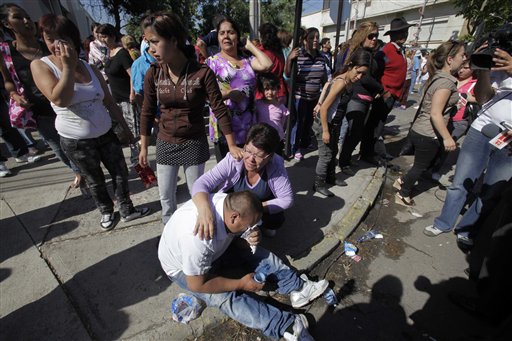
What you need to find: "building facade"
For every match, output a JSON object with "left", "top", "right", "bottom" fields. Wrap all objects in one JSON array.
[
  {"left": 302, "top": 0, "right": 467, "bottom": 49},
  {"left": 5, "top": 0, "right": 95, "bottom": 40}
]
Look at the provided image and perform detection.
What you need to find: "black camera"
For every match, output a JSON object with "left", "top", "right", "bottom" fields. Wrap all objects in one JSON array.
[{"left": 471, "top": 18, "right": 512, "bottom": 70}]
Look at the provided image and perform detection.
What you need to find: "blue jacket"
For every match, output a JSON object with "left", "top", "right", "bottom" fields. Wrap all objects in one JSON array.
[{"left": 131, "top": 47, "right": 155, "bottom": 95}]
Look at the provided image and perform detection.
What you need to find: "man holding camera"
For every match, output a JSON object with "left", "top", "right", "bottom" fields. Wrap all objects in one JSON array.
[{"left": 424, "top": 44, "right": 512, "bottom": 242}]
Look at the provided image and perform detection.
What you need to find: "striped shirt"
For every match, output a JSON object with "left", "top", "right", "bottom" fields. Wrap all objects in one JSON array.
[{"left": 294, "top": 48, "right": 327, "bottom": 100}]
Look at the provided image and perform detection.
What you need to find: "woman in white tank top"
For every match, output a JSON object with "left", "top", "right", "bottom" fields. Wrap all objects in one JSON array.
[{"left": 31, "top": 14, "right": 150, "bottom": 230}]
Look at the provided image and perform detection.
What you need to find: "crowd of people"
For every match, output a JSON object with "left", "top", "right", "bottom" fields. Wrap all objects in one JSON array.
[{"left": 1, "top": 2, "right": 511, "bottom": 339}]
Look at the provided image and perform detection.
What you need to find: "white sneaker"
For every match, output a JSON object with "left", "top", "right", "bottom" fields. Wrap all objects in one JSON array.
[
  {"left": 423, "top": 225, "right": 446, "bottom": 237},
  {"left": 290, "top": 274, "right": 329, "bottom": 308},
  {"left": 15, "top": 154, "right": 42, "bottom": 163},
  {"left": 100, "top": 213, "right": 115, "bottom": 230},
  {"left": 456, "top": 232, "right": 474, "bottom": 246},
  {"left": 0, "top": 162, "right": 11, "bottom": 177},
  {"left": 283, "top": 315, "right": 314, "bottom": 341}
]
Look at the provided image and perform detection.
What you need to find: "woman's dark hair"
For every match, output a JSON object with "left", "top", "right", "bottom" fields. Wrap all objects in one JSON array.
[
  {"left": 0, "top": 3, "right": 25, "bottom": 37},
  {"left": 141, "top": 12, "right": 195, "bottom": 60},
  {"left": 96, "top": 23, "right": 120, "bottom": 41},
  {"left": 245, "top": 123, "right": 280, "bottom": 154},
  {"left": 277, "top": 29, "right": 292, "bottom": 48},
  {"left": 302, "top": 27, "right": 319, "bottom": 49},
  {"left": 427, "top": 40, "right": 465, "bottom": 81},
  {"left": 339, "top": 48, "right": 371, "bottom": 74},
  {"left": 38, "top": 14, "right": 81, "bottom": 55},
  {"left": 90, "top": 22, "right": 99, "bottom": 33},
  {"left": 259, "top": 22, "right": 281, "bottom": 54},
  {"left": 257, "top": 73, "right": 280, "bottom": 93},
  {"left": 216, "top": 17, "right": 241, "bottom": 41}
]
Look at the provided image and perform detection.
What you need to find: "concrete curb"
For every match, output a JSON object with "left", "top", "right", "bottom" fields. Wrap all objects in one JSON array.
[
  {"left": 290, "top": 166, "right": 386, "bottom": 272},
  {"left": 333, "top": 166, "right": 386, "bottom": 241}
]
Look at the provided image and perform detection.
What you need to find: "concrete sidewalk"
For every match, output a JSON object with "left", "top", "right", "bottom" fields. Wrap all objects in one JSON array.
[{"left": 0, "top": 135, "right": 384, "bottom": 340}]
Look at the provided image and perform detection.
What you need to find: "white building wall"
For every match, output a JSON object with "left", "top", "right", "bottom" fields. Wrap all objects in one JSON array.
[
  {"left": 303, "top": 0, "right": 466, "bottom": 49},
  {"left": 7, "top": 0, "right": 95, "bottom": 40}
]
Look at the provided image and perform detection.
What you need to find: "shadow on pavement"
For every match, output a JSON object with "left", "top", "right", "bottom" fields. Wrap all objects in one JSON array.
[{"left": 0, "top": 237, "right": 168, "bottom": 340}]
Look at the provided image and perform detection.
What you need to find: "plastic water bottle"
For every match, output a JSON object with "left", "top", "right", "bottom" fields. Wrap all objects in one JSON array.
[
  {"left": 171, "top": 293, "right": 203, "bottom": 324},
  {"left": 253, "top": 272, "right": 267, "bottom": 283},
  {"left": 323, "top": 288, "right": 338, "bottom": 307}
]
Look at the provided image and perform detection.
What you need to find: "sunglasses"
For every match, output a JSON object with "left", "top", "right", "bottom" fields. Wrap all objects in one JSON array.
[{"left": 367, "top": 33, "right": 379, "bottom": 40}]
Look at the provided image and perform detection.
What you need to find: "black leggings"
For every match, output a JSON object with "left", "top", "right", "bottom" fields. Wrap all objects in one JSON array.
[{"left": 338, "top": 110, "right": 366, "bottom": 167}]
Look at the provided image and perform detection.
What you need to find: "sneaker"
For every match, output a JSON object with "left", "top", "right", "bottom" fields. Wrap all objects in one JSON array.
[
  {"left": 341, "top": 166, "right": 356, "bottom": 176},
  {"left": 400, "top": 105, "right": 407, "bottom": 110},
  {"left": 28, "top": 147, "right": 40, "bottom": 156},
  {"left": 294, "top": 152, "right": 303, "bottom": 161},
  {"left": 283, "top": 315, "right": 314, "bottom": 341},
  {"left": 431, "top": 172, "right": 441, "bottom": 182},
  {"left": 456, "top": 232, "right": 474, "bottom": 246},
  {"left": 100, "top": 212, "right": 115, "bottom": 230},
  {"left": 121, "top": 206, "right": 151, "bottom": 222},
  {"left": 423, "top": 225, "right": 446, "bottom": 237},
  {"left": 0, "top": 162, "right": 11, "bottom": 177},
  {"left": 15, "top": 154, "right": 42, "bottom": 163},
  {"left": 290, "top": 274, "right": 329, "bottom": 308}
]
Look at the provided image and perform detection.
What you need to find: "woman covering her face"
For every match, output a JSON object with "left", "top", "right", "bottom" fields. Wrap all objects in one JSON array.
[{"left": 31, "top": 14, "right": 150, "bottom": 230}]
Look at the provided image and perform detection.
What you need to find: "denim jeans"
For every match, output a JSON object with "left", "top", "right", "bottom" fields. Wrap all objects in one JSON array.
[
  {"left": 360, "top": 96, "right": 395, "bottom": 158},
  {"left": 60, "top": 130, "right": 134, "bottom": 216},
  {"left": 434, "top": 127, "right": 512, "bottom": 232},
  {"left": 432, "top": 119, "right": 469, "bottom": 175},
  {"left": 118, "top": 101, "right": 139, "bottom": 138},
  {"left": 0, "top": 100, "right": 28, "bottom": 159},
  {"left": 399, "top": 130, "right": 441, "bottom": 197},
  {"left": 312, "top": 116, "right": 341, "bottom": 178},
  {"left": 339, "top": 109, "right": 367, "bottom": 167},
  {"left": 409, "top": 70, "right": 418, "bottom": 93},
  {"left": 17, "top": 128, "right": 37, "bottom": 147},
  {"left": 156, "top": 163, "right": 205, "bottom": 225},
  {"left": 337, "top": 116, "right": 349, "bottom": 145},
  {"left": 169, "top": 242, "right": 301, "bottom": 339},
  {"left": 37, "top": 115, "right": 80, "bottom": 173},
  {"left": 291, "top": 98, "right": 315, "bottom": 155}
]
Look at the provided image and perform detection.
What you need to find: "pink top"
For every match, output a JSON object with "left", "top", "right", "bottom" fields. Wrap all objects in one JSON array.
[
  {"left": 254, "top": 100, "right": 289, "bottom": 140},
  {"left": 452, "top": 77, "right": 477, "bottom": 121}
]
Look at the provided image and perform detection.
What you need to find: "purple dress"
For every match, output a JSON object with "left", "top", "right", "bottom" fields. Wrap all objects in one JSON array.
[{"left": 206, "top": 53, "right": 256, "bottom": 145}]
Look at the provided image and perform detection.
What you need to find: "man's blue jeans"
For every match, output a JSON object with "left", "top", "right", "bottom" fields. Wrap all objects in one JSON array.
[
  {"left": 169, "top": 243, "right": 302, "bottom": 339},
  {"left": 433, "top": 127, "right": 512, "bottom": 232}
]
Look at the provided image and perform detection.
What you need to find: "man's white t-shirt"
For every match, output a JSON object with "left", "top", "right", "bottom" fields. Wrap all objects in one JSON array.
[
  {"left": 158, "top": 193, "right": 235, "bottom": 277},
  {"left": 471, "top": 71, "right": 512, "bottom": 132}
]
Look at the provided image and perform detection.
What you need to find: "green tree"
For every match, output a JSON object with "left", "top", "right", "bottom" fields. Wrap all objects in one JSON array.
[
  {"left": 261, "top": 0, "right": 295, "bottom": 33},
  {"left": 453, "top": 0, "right": 511, "bottom": 37},
  {"left": 81, "top": 0, "right": 198, "bottom": 34},
  {"left": 196, "top": 0, "right": 250, "bottom": 38}
]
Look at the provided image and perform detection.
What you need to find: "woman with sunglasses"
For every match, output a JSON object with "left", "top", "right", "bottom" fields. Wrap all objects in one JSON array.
[
  {"left": 192, "top": 123, "right": 293, "bottom": 239},
  {"left": 335, "top": 21, "right": 385, "bottom": 177},
  {"left": 394, "top": 40, "right": 466, "bottom": 206}
]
